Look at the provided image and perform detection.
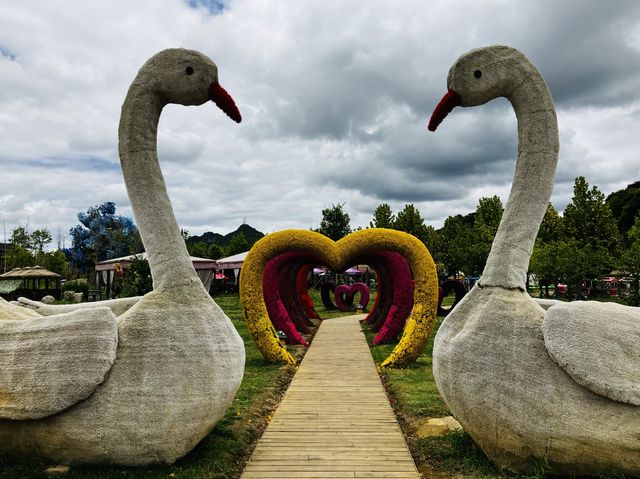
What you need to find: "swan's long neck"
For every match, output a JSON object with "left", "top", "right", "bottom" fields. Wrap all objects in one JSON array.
[
  {"left": 479, "top": 71, "right": 559, "bottom": 290},
  {"left": 118, "top": 86, "right": 200, "bottom": 293}
]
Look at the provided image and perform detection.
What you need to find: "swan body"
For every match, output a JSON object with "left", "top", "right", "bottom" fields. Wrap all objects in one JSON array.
[
  {"left": 430, "top": 46, "right": 640, "bottom": 475},
  {"left": 0, "top": 49, "right": 245, "bottom": 465}
]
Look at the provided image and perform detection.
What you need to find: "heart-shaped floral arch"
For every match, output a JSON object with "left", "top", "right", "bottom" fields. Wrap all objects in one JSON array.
[{"left": 239, "top": 228, "right": 438, "bottom": 368}]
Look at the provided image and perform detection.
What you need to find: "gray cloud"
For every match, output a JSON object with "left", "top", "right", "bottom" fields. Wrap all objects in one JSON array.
[{"left": 1, "top": 0, "right": 639, "bottom": 243}]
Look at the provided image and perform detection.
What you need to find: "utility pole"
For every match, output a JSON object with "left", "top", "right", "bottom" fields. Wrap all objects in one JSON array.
[{"left": 2, "top": 215, "right": 6, "bottom": 273}]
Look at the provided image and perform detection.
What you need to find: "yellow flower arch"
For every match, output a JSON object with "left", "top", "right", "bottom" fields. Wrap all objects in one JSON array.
[{"left": 239, "top": 228, "right": 438, "bottom": 368}]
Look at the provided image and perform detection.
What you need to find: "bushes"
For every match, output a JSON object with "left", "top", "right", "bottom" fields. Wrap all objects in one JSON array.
[
  {"left": 119, "top": 257, "right": 152, "bottom": 297},
  {"left": 61, "top": 278, "right": 89, "bottom": 300}
]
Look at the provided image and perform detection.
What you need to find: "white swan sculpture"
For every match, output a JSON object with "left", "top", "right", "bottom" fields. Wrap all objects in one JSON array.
[
  {"left": 0, "top": 48, "right": 245, "bottom": 465},
  {"left": 429, "top": 46, "right": 640, "bottom": 475}
]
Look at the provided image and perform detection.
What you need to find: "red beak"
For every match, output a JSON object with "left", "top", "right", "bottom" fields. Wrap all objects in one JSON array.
[
  {"left": 208, "top": 82, "right": 242, "bottom": 123},
  {"left": 428, "top": 89, "right": 461, "bottom": 132}
]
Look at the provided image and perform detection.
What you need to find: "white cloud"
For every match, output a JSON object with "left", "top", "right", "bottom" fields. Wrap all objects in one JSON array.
[{"left": 1, "top": 0, "right": 639, "bottom": 245}]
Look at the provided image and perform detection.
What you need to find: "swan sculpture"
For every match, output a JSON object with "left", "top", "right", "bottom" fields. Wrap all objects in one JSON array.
[
  {"left": 429, "top": 45, "right": 640, "bottom": 475},
  {"left": 0, "top": 48, "right": 245, "bottom": 465}
]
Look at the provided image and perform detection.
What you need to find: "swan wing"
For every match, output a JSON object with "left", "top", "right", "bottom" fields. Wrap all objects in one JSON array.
[
  {"left": 0, "top": 307, "right": 117, "bottom": 419},
  {"left": 0, "top": 297, "right": 42, "bottom": 320},
  {"left": 542, "top": 301, "right": 640, "bottom": 405}
]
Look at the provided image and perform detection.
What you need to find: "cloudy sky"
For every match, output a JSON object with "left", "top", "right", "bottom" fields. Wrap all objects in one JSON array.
[{"left": 2, "top": 0, "right": 640, "bottom": 245}]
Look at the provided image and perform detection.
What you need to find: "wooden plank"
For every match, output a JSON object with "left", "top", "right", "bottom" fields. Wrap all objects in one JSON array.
[{"left": 240, "top": 315, "right": 420, "bottom": 479}]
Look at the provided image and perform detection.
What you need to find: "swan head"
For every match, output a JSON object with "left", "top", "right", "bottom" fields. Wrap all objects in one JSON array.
[
  {"left": 137, "top": 48, "right": 241, "bottom": 123},
  {"left": 428, "top": 45, "right": 529, "bottom": 131}
]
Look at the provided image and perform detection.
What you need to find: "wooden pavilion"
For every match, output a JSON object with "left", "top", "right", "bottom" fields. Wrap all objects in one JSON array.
[{"left": 0, "top": 266, "right": 62, "bottom": 301}]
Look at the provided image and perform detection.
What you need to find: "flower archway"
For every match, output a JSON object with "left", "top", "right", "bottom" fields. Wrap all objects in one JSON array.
[{"left": 239, "top": 228, "right": 438, "bottom": 368}]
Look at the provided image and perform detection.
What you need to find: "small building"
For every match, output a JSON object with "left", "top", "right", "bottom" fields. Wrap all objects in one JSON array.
[
  {"left": 95, "top": 253, "right": 218, "bottom": 298},
  {"left": 211, "top": 251, "right": 249, "bottom": 294},
  {"left": 0, "top": 265, "right": 62, "bottom": 301}
]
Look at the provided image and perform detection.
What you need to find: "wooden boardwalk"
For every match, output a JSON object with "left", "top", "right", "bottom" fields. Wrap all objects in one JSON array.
[{"left": 241, "top": 315, "right": 421, "bottom": 479}]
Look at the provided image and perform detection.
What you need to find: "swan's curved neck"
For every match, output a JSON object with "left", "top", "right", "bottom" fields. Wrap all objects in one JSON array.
[
  {"left": 118, "top": 87, "right": 200, "bottom": 293},
  {"left": 479, "top": 72, "right": 559, "bottom": 290}
]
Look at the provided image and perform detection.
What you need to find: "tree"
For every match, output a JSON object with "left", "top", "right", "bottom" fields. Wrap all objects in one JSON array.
[
  {"left": 606, "top": 180, "right": 640, "bottom": 237},
  {"left": 68, "top": 202, "right": 139, "bottom": 275},
  {"left": 225, "top": 232, "right": 249, "bottom": 256},
  {"left": 9, "top": 226, "right": 31, "bottom": 250},
  {"left": 530, "top": 240, "right": 589, "bottom": 299},
  {"left": 564, "top": 177, "right": 619, "bottom": 251},
  {"left": 43, "top": 250, "right": 68, "bottom": 276},
  {"left": 119, "top": 256, "right": 152, "bottom": 297},
  {"left": 394, "top": 204, "right": 430, "bottom": 243},
  {"left": 472, "top": 196, "right": 504, "bottom": 268},
  {"left": 316, "top": 203, "right": 351, "bottom": 241},
  {"left": 474, "top": 196, "right": 503, "bottom": 242},
  {"left": 439, "top": 214, "right": 475, "bottom": 277},
  {"left": 537, "top": 203, "right": 564, "bottom": 244},
  {"left": 619, "top": 215, "right": 640, "bottom": 306},
  {"left": 5, "top": 245, "right": 33, "bottom": 270},
  {"left": 370, "top": 203, "right": 395, "bottom": 229},
  {"left": 30, "top": 229, "right": 52, "bottom": 264},
  {"left": 563, "top": 177, "right": 619, "bottom": 282}
]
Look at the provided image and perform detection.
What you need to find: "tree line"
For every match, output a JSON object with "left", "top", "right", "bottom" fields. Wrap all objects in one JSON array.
[
  {"left": 3, "top": 202, "right": 262, "bottom": 280},
  {"left": 315, "top": 177, "right": 640, "bottom": 305}
]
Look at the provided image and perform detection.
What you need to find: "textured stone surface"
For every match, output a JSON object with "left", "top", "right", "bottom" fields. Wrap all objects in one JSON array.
[
  {"left": 532, "top": 297, "right": 561, "bottom": 310},
  {"left": 0, "top": 297, "right": 42, "bottom": 320},
  {"left": 431, "top": 46, "right": 640, "bottom": 475},
  {"left": 414, "top": 416, "right": 462, "bottom": 438},
  {"left": 0, "top": 307, "right": 117, "bottom": 419},
  {"left": 543, "top": 301, "right": 640, "bottom": 405},
  {"left": 0, "top": 49, "right": 245, "bottom": 465},
  {"left": 18, "top": 296, "right": 140, "bottom": 317}
]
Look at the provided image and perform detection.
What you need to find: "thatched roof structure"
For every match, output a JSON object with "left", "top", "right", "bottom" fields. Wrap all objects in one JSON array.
[{"left": 0, "top": 266, "right": 62, "bottom": 279}]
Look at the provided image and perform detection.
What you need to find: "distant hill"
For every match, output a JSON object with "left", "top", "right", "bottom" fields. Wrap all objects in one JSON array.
[{"left": 187, "top": 224, "right": 265, "bottom": 249}]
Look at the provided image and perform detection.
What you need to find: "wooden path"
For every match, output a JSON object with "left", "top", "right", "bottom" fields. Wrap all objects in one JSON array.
[{"left": 241, "top": 314, "right": 420, "bottom": 479}]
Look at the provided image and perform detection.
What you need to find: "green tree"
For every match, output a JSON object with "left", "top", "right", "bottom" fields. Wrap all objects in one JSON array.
[
  {"left": 5, "top": 245, "right": 33, "bottom": 269},
  {"left": 10, "top": 226, "right": 32, "bottom": 250},
  {"left": 187, "top": 241, "right": 210, "bottom": 258},
  {"left": 474, "top": 196, "right": 503, "bottom": 242},
  {"left": 369, "top": 203, "right": 396, "bottom": 229},
  {"left": 316, "top": 203, "right": 351, "bottom": 241},
  {"left": 606, "top": 180, "right": 640, "bottom": 237},
  {"left": 43, "top": 250, "right": 68, "bottom": 276},
  {"left": 31, "top": 229, "right": 52, "bottom": 264},
  {"left": 438, "top": 214, "right": 475, "bottom": 277},
  {"left": 207, "top": 243, "right": 225, "bottom": 260},
  {"left": 225, "top": 232, "right": 249, "bottom": 256},
  {"left": 530, "top": 240, "right": 589, "bottom": 300},
  {"left": 536, "top": 203, "right": 564, "bottom": 244},
  {"left": 619, "top": 215, "right": 640, "bottom": 305},
  {"left": 394, "top": 204, "right": 430, "bottom": 243},
  {"left": 120, "top": 256, "right": 152, "bottom": 297},
  {"left": 564, "top": 176, "right": 620, "bottom": 251},
  {"left": 472, "top": 196, "right": 504, "bottom": 269},
  {"left": 563, "top": 177, "right": 619, "bottom": 283}
]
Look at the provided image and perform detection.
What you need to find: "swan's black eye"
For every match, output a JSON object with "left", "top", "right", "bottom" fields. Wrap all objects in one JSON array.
[
  {"left": 474, "top": 70, "right": 482, "bottom": 79},
  {"left": 185, "top": 66, "right": 194, "bottom": 75}
]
